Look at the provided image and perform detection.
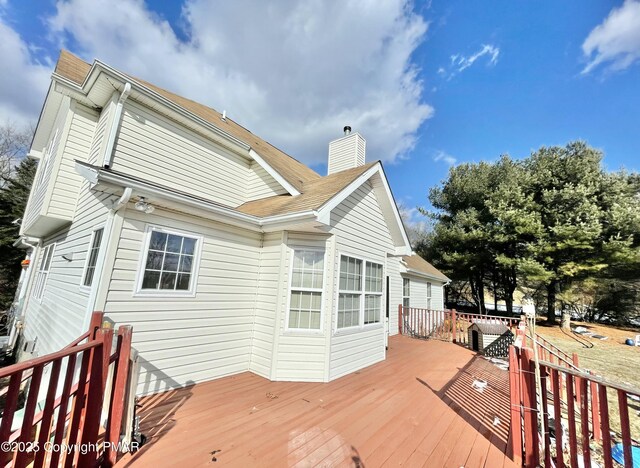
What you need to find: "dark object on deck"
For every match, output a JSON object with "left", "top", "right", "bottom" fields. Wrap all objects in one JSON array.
[{"left": 468, "top": 322, "right": 514, "bottom": 357}]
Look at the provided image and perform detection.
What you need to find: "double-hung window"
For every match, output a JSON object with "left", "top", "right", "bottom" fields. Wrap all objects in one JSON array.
[
  {"left": 403, "top": 278, "right": 410, "bottom": 308},
  {"left": 427, "top": 282, "right": 432, "bottom": 309},
  {"left": 138, "top": 227, "right": 201, "bottom": 294},
  {"left": 82, "top": 228, "right": 104, "bottom": 287},
  {"left": 33, "top": 243, "right": 55, "bottom": 300},
  {"left": 337, "top": 255, "right": 383, "bottom": 329},
  {"left": 364, "top": 262, "right": 383, "bottom": 324},
  {"left": 288, "top": 249, "right": 325, "bottom": 330}
]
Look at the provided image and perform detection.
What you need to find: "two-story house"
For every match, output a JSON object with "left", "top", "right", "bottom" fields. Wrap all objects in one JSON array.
[{"left": 13, "top": 50, "right": 449, "bottom": 396}]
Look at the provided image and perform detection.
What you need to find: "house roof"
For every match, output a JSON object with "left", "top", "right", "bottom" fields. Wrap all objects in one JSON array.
[
  {"left": 54, "top": 50, "right": 321, "bottom": 193},
  {"left": 237, "top": 162, "right": 378, "bottom": 217},
  {"left": 401, "top": 254, "right": 449, "bottom": 282},
  {"left": 58, "top": 50, "right": 411, "bottom": 251}
]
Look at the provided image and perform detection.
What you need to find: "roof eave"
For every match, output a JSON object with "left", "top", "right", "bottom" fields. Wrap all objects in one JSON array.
[{"left": 74, "top": 161, "right": 322, "bottom": 232}]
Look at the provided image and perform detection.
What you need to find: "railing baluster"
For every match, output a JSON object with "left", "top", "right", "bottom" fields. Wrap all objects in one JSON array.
[
  {"left": 589, "top": 372, "right": 601, "bottom": 443},
  {"left": 566, "top": 374, "right": 579, "bottom": 468},
  {"left": 14, "top": 364, "right": 44, "bottom": 468},
  {"left": 50, "top": 353, "right": 77, "bottom": 468},
  {"left": 599, "top": 385, "right": 613, "bottom": 468},
  {"left": 521, "top": 348, "right": 539, "bottom": 466},
  {"left": 617, "top": 389, "right": 633, "bottom": 468},
  {"left": 551, "top": 369, "right": 564, "bottom": 468},
  {"left": 0, "top": 371, "right": 23, "bottom": 465},
  {"left": 541, "top": 366, "right": 552, "bottom": 467},
  {"left": 65, "top": 348, "right": 92, "bottom": 468},
  {"left": 577, "top": 375, "right": 591, "bottom": 467},
  {"left": 34, "top": 358, "right": 62, "bottom": 467}
]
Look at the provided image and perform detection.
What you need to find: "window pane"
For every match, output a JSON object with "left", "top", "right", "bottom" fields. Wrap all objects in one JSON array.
[
  {"left": 182, "top": 237, "right": 196, "bottom": 255},
  {"left": 310, "top": 311, "right": 321, "bottom": 329},
  {"left": 166, "top": 234, "right": 183, "bottom": 253},
  {"left": 149, "top": 231, "right": 167, "bottom": 250},
  {"left": 160, "top": 272, "right": 177, "bottom": 289},
  {"left": 365, "top": 295, "right": 381, "bottom": 324},
  {"left": 338, "top": 293, "right": 360, "bottom": 328},
  {"left": 288, "top": 310, "right": 300, "bottom": 328},
  {"left": 179, "top": 255, "right": 193, "bottom": 273},
  {"left": 163, "top": 253, "right": 180, "bottom": 271},
  {"left": 142, "top": 271, "right": 160, "bottom": 289},
  {"left": 146, "top": 251, "right": 164, "bottom": 270},
  {"left": 176, "top": 273, "right": 191, "bottom": 290}
]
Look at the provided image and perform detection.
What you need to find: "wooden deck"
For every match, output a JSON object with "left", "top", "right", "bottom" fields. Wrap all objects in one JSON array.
[{"left": 117, "top": 336, "right": 517, "bottom": 467}]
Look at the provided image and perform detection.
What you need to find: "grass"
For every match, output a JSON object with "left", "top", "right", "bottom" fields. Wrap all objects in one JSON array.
[{"left": 535, "top": 320, "right": 640, "bottom": 446}]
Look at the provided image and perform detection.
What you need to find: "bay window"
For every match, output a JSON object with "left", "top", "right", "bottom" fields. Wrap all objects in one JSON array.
[
  {"left": 288, "top": 249, "right": 325, "bottom": 330},
  {"left": 337, "top": 255, "right": 383, "bottom": 329}
]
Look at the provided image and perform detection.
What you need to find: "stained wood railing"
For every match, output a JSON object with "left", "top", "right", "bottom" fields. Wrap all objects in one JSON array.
[
  {"left": 398, "top": 305, "right": 520, "bottom": 344},
  {"left": 0, "top": 312, "right": 133, "bottom": 467},
  {"left": 508, "top": 344, "right": 639, "bottom": 468}
]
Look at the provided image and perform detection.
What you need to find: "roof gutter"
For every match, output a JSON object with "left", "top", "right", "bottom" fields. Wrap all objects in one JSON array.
[
  {"left": 102, "top": 82, "right": 131, "bottom": 168},
  {"left": 75, "top": 162, "right": 321, "bottom": 232}
]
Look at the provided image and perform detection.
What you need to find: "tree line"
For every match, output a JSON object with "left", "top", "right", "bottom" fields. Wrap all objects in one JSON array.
[
  {"left": 0, "top": 122, "right": 36, "bottom": 311},
  {"left": 416, "top": 142, "right": 640, "bottom": 325}
]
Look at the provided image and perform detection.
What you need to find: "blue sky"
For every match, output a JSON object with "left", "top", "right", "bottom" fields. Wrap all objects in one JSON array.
[{"left": 1, "top": 1, "right": 639, "bottom": 225}]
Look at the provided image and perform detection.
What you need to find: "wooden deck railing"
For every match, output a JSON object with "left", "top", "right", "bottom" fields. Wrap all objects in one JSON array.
[
  {"left": 0, "top": 311, "right": 133, "bottom": 467},
  {"left": 508, "top": 344, "right": 639, "bottom": 468},
  {"left": 398, "top": 305, "right": 520, "bottom": 344}
]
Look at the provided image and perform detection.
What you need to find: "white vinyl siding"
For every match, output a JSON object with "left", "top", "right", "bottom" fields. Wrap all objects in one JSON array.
[
  {"left": 329, "top": 182, "right": 393, "bottom": 379},
  {"left": 249, "top": 232, "right": 283, "bottom": 378},
  {"left": 32, "top": 244, "right": 55, "bottom": 300},
  {"left": 111, "top": 101, "right": 285, "bottom": 208},
  {"left": 272, "top": 233, "right": 329, "bottom": 382},
  {"left": 102, "top": 207, "right": 262, "bottom": 395},
  {"left": 246, "top": 162, "right": 288, "bottom": 201},
  {"left": 405, "top": 276, "right": 445, "bottom": 311},
  {"left": 20, "top": 185, "right": 113, "bottom": 358}
]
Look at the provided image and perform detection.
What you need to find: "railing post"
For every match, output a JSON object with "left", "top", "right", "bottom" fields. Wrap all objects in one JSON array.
[
  {"left": 521, "top": 348, "right": 540, "bottom": 467},
  {"left": 79, "top": 327, "right": 114, "bottom": 467},
  {"left": 573, "top": 353, "right": 581, "bottom": 402},
  {"left": 589, "top": 371, "right": 601, "bottom": 442},
  {"left": 398, "top": 304, "right": 403, "bottom": 335},
  {"left": 451, "top": 309, "right": 457, "bottom": 343},
  {"left": 508, "top": 346, "right": 522, "bottom": 464},
  {"left": 89, "top": 310, "right": 105, "bottom": 339},
  {"left": 106, "top": 325, "right": 133, "bottom": 466}
]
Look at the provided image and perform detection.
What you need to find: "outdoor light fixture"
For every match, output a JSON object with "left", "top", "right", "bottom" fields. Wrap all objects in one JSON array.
[{"left": 134, "top": 197, "right": 155, "bottom": 214}]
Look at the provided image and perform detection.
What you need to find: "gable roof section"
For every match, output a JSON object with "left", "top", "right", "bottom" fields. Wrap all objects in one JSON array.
[
  {"left": 237, "top": 162, "right": 377, "bottom": 217},
  {"left": 54, "top": 50, "right": 320, "bottom": 193},
  {"left": 402, "top": 254, "right": 449, "bottom": 282},
  {"left": 57, "top": 50, "right": 411, "bottom": 252}
]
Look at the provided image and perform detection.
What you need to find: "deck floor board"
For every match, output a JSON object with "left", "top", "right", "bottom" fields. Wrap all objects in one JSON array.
[{"left": 117, "top": 336, "right": 517, "bottom": 467}]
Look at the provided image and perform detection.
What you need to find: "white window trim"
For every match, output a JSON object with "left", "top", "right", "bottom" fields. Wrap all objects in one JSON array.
[
  {"left": 334, "top": 252, "right": 385, "bottom": 334},
  {"left": 284, "top": 246, "right": 326, "bottom": 335},
  {"left": 80, "top": 225, "right": 105, "bottom": 292},
  {"left": 403, "top": 278, "right": 410, "bottom": 308},
  {"left": 134, "top": 224, "right": 203, "bottom": 298},
  {"left": 427, "top": 281, "right": 432, "bottom": 310},
  {"left": 33, "top": 243, "right": 56, "bottom": 302}
]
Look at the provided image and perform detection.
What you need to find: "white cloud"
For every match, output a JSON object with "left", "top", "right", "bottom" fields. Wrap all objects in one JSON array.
[
  {"left": 0, "top": 18, "right": 51, "bottom": 126},
  {"left": 582, "top": 0, "right": 640, "bottom": 74},
  {"left": 450, "top": 44, "right": 499, "bottom": 73},
  {"left": 433, "top": 149, "right": 456, "bottom": 166},
  {"left": 20, "top": 0, "right": 435, "bottom": 166}
]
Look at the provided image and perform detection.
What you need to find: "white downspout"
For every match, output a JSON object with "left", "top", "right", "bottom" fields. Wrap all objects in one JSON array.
[
  {"left": 102, "top": 82, "right": 131, "bottom": 168},
  {"left": 83, "top": 188, "right": 133, "bottom": 330},
  {"left": 8, "top": 238, "right": 42, "bottom": 350}
]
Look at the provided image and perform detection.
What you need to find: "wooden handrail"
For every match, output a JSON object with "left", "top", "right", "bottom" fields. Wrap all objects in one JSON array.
[{"left": 0, "top": 340, "right": 100, "bottom": 379}]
